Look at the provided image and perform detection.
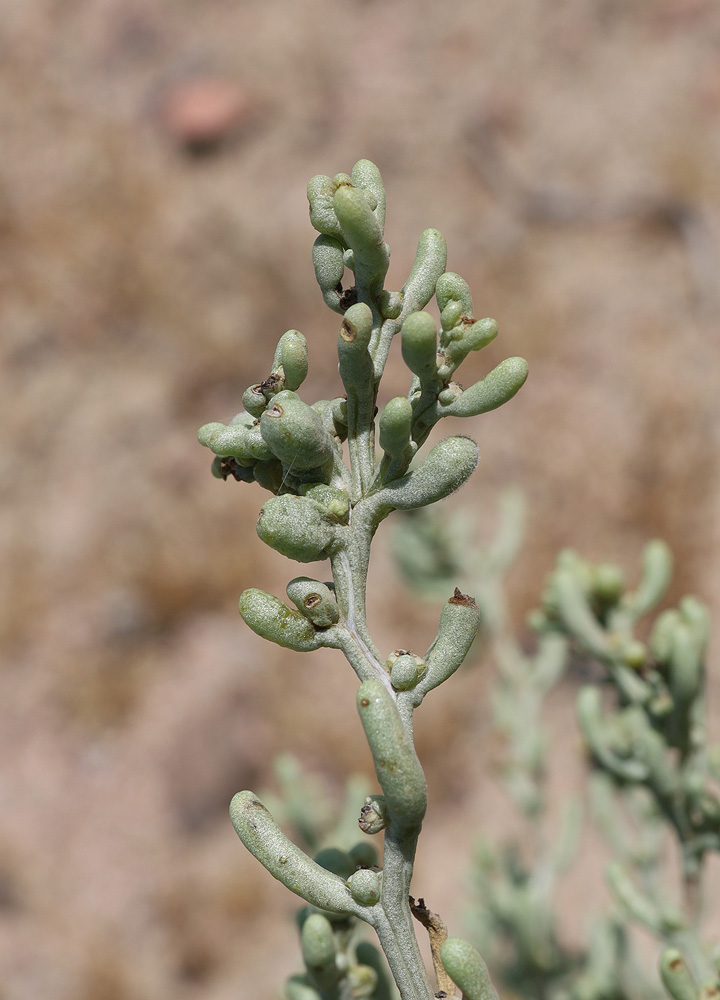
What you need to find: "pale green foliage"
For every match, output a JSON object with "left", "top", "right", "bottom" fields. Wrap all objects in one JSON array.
[
  {"left": 198, "top": 159, "right": 526, "bottom": 1000},
  {"left": 394, "top": 498, "right": 720, "bottom": 1000},
  {"left": 262, "top": 757, "right": 396, "bottom": 1000},
  {"left": 260, "top": 754, "right": 369, "bottom": 855}
]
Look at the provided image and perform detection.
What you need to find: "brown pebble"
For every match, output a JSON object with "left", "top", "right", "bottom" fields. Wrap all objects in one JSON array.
[{"left": 159, "top": 77, "right": 254, "bottom": 150}]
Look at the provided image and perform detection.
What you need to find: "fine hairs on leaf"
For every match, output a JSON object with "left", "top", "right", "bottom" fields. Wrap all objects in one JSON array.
[
  {"left": 197, "top": 160, "right": 719, "bottom": 1000},
  {"left": 199, "top": 159, "right": 526, "bottom": 1000}
]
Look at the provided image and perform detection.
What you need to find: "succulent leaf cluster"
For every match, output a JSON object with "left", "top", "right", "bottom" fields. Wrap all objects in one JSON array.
[
  {"left": 534, "top": 544, "right": 719, "bottom": 883},
  {"left": 198, "top": 160, "right": 527, "bottom": 1000},
  {"left": 533, "top": 546, "right": 720, "bottom": 998}
]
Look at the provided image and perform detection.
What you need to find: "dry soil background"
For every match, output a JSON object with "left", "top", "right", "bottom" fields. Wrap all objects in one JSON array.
[{"left": 2, "top": 1, "right": 720, "bottom": 998}]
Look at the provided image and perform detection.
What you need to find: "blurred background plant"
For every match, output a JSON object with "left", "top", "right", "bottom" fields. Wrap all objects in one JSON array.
[
  {"left": 260, "top": 757, "right": 397, "bottom": 1000},
  {"left": 393, "top": 498, "right": 720, "bottom": 1000},
  {"left": 2, "top": 1, "right": 720, "bottom": 997}
]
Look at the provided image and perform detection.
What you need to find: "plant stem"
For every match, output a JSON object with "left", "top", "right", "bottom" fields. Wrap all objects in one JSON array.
[
  {"left": 375, "top": 830, "right": 434, "bottom": 1000},
  {"left": 337, "top": 424, "right": 433, "bottom": 999}
]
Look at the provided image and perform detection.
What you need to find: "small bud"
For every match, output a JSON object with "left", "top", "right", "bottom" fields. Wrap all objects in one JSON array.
[
  {"left": 401, "top": 311, "right": 438, "bottom": 378},
  {"left": 390, "top": 653, "right": 426, "bottom": 691},
  {"left": 308, "top": 399, "right": 337, "bottom": 437},
  {"left": 557, "top": 547, "right": 587, "bottom": 573},
  {"left": 438, "top": 382, "right": 463, "bottom": 406},
  {"left": 286, "top": 577, "right": 339, "bottom": 627},
  {"left": 239, "top": 588, "right": 324, "bottom": 651},
  {"left": 345, "top": 868, "right": 381, "bottom": 906},
  {"left": 693, "top": 789, "right": 720, "bottom": 827},
  {"left": 440, "top": 299, "right": 464, "bottom": 332},
  {"left": 685, "top": 769, "right": 707, "bottom": 798},
  {"left": 441, "top": 317, "right": 498, "bottom": 369},
  {"left": 435, "top": 271, "right": 474, "bottom": 318},
  {"left": 257, "top": 494, "right": 337, "bottom": 562},
  {"left": 358, "top": 795, "right": 389, "bottom": 835},
  {"left": 242, "top": 384, "right": 267, "bottom": 418},
  {"left": 217, "top": 456, "right": 254, "bottom": 482},
  {"left": 379, "top": 289, "right": 403, "bottom": 319}
]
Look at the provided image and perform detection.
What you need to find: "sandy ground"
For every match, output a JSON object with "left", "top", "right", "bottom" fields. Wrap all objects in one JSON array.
[{"left": 1, "top": 0, "right": 720, "bottom": 997}]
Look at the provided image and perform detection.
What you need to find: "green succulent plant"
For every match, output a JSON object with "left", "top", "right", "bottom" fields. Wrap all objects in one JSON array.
[{"left": 198, "top": 159, "right": 527, "bottom": 1000}]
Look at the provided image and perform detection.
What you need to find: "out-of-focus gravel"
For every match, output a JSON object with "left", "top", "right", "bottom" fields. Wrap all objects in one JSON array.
[{"left": 1, "top": 0, "right": 720, "bottom": 996}]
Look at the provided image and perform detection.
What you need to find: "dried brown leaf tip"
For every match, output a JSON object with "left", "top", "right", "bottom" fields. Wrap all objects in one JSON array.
[
  {"left": 339, "top": 286, "right": 358, "bottom": 310},
  {"left": 260, "top": 372, "right": 284, "bottom": 394},
  {"left": 449, "top": 587, "right": 476, "bottom": 606}
]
